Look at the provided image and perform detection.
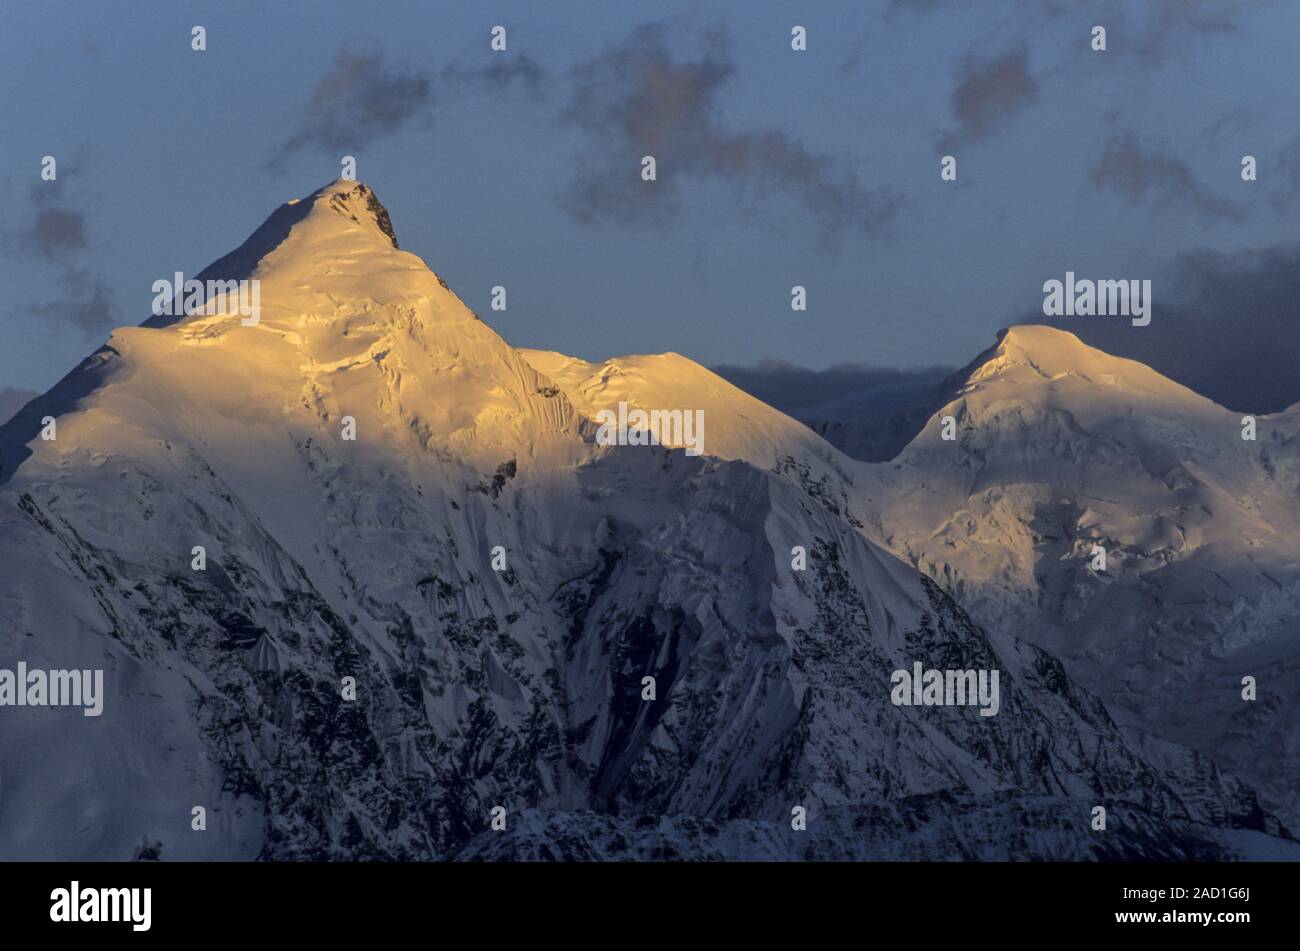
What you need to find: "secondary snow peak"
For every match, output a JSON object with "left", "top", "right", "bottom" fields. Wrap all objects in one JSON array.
[
  {"left": 966, "top": 324, "right": 1093, "bottom": 380},
  {"left": 952, "top": 324, "right": 1189, "bottom": 399}
]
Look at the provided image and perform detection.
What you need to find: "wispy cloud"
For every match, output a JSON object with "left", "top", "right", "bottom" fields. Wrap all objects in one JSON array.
[
  {"left": 31, "top": 199, "right": 88, "bottom": 257},
  {"left": 1129, "top": 0, "right": 1262, "bottom": 63},
  {"left": 1272, "top": 131, "right": 1300, "bottom": 207},
  {"left": 268, "top": 46, "right": 544, "bottom": 169},
  {"left": 938, "top": 47, "right": 1038, "bottom": 152},
  {"left": 558, "top": 22, "right": 898, "bottom": 243},
  {"left": 888, "top": 0, "right": 1269, "bottom": 66},
  {"left": 1088, "top": 123, "right": 1239, "bottom": 220},
  {"left": 29, "top": 267, "right": 117, "bottom": 334},
  {"left": 271, "top": 49, "right": 433, "bottom": 162},
  {"left": 3, "top": 183, "right": 116, "bottom": 334},
  {"left": 440, "top": 55, "right": 543, "bottom": 97}
]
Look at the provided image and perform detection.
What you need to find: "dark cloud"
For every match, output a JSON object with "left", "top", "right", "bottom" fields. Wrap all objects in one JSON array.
[
  {"left": 1088, "top": 124, "right": 1239, "bottom": 220},
  {"left": 0, "top": 388, "right": 38, "bottom": 426},
  {"left": 269, "top": 47, "right": 544, "bottom": 168},
  {"left": 938, "top": 47, "right": 1037, "bottom": 151},
  {"left": 559, "top": 23, "right": 898, "bottom": 243},
  {"left": 1024, "top": 245, "right": 1300, "bottom": 413}
]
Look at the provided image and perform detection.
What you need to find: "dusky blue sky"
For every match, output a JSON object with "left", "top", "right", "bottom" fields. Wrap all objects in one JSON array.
[{"left": 3, "top": 0, "right": 1300, "bottom": 412}]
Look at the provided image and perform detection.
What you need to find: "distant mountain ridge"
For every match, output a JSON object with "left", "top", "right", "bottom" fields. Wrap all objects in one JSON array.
[{"left": 710, "top": 361, "right": 955, "bottom": 463}]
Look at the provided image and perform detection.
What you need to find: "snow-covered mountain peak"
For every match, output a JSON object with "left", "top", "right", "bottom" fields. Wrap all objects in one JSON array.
[
  {"left": 955, "top": 324, "right": 1215, "bottom": 413},
  {"left": 3, "top": 181, "right": 589, "bottom": 488},
  {"left": 294, "top": 179, "right": 400, "bottom": 249},
  {"left": 142, "top": 179, "right": 431, "bottom": 334},
  {"left": 138, "top": 177, "right": 482, "bottom": 345},
  {"left": 862, "top": 325, "right": 1300, "bottom": 826},
  {"left": 232, "top": 179, "right": 422, "bottom": 302},
  {"left": 972, "top": 325, "right": 1094, "bottom": 377}
]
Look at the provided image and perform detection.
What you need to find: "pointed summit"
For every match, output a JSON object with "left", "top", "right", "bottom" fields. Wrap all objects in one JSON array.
[
  {"left": 953, "top": 325, "right": 1096, "bottom": 387},
  {"left": 890, "top": 323, "right": 1236, "bottom": 471},
  {"left": 300, "top": 179, "right": 399, "bottom": 249},
  {"left": 143, "top": 181, "right": 402, "bottom": 331},
  {"left": 948, "top": 324, "right": 1217, "bottom": 411},
  {"left": 139, "top": 178, "right": 454, "bottom": 338},
  {"left": 4, "top": 177, "right": 587, "bottom": 486},
  {"left": 968, "top": 325, "right": 1108, "bottom": 381}
]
